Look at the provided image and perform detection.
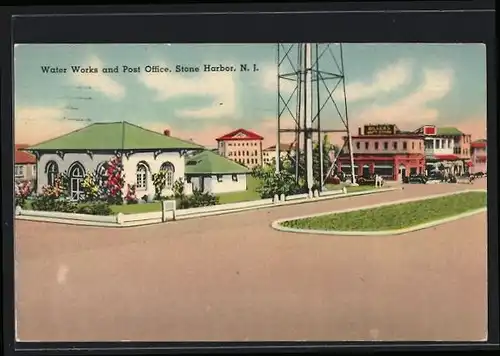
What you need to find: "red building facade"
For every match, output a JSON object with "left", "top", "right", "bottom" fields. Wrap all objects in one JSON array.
[{"left": 338, "top": 124, "right": 426, "bottom": 181}]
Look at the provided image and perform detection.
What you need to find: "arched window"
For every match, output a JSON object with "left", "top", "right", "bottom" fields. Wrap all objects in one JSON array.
[
  {"left": 160, "top": 162, "right": 175, "bottom": 189},
  {"left": 96, "top": 162, "right": 107, "bottom": 177},
  {"left": 136, "top": 163, "right": 148, "bottom": 190},
  {"left": 68, "top": 162, "right": 86, "bottom": 201},
  {"left": 46, "top": 161, "right": 59, "bottom": 186}
]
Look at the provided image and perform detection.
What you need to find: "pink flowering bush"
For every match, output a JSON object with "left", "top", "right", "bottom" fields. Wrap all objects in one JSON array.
[
  {"left": 124, "top": 184, "right": 138, "bottom": 204},
  {"left": 15, "top": 180, "right": 33, "bottom": 209},
  {"left": 102, "top": 156, "right": 125, "bottom": 205}
]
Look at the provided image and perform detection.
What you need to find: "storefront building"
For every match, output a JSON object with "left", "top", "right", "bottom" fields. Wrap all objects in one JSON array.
[
  {"left": 415, "top": 125, "right": 472, "bottom": 175},
  {"left": 338, "top": 124, "right": 426, "bottom": 181},
  {"left": 470, "top": 139, "right": 487, "bottom": 174}
]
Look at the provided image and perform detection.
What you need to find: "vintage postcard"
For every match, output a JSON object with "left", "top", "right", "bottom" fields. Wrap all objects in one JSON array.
[{"left": 14, "top": 43, "right": 487, "bottom": 342}]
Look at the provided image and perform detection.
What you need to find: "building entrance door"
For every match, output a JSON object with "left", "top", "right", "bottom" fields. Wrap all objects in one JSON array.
[
  {"left": 362, "top": 165, "right": 370, "bottom": 178},
  {"left": 399, "top": 164, "right": 406, "bottom": 182}
]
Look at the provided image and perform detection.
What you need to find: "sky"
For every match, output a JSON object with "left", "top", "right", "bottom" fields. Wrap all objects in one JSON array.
[{"left": 14, "top": 43, "right": 487, "bottom": 148}]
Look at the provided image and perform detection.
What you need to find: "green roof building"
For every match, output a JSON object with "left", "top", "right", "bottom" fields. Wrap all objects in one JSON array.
[
  {"left": 185, "top": 150, "right": 250, "bottom": 194},
  {"left": 435, "top": 127, "right": 464, "bottom": 136},
  {"left": 27, "top": 121, "right": 206, "bottom": 200},
  {"left": 27, "top": 121, "right": 203, "bottom": 153}
]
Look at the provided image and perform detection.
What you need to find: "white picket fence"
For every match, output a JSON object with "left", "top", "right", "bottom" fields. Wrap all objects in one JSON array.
[{"left": 16, "top": 186, "right": 389, "bottom": 227}]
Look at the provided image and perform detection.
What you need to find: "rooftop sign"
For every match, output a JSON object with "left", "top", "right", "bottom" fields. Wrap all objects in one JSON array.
[{"left": 363, "top": 124, "right": 396, "bottom": 136}]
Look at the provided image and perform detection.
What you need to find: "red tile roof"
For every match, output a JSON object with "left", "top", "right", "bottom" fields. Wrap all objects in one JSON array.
[
  {"left": 15, "top": 144, "right": 36, "bottom": 164},
  {"left": 216, "top": 128, "right": 264, "bottom": 141}
]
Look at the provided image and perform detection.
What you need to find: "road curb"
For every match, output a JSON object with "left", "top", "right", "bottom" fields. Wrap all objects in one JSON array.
[{"left": 271, "top": 189, "right": 487, "bottom": 236}]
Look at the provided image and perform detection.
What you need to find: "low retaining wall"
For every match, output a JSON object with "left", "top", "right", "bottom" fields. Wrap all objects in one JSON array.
[
  {"left": 16, "top": 209, "right": 119, "bottom": 226},
  {"left": 272, "top": 188, "right": 487, "bottom": 236},
  {"left": 16, "top": 186, "right": 395, "bottom": 227}
]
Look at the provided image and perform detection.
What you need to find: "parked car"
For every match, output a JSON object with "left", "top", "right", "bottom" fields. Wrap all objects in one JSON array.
[
  {"left": 356, "top": 174, "right": 384, "bottom": 186},
  {"left": 325, "top": 175, "right": 342, "bottom": 185},
  {"left": 427, "top": 172, "right": 445, "bottom": 182},
  {"left": 403, "top": 174, "right": 428, "bottom": 184}
]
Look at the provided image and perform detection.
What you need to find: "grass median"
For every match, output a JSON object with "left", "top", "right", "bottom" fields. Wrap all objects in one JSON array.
[{"left": 280, "top": 191, "right": 487, "bottom": 232}]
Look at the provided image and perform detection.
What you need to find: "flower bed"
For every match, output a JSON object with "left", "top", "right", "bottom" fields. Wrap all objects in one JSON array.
[{"left": 16, "top": 155, "right": 220, "bottom": 216}]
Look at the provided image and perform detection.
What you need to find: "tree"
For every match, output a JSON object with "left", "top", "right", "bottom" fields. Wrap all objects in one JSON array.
[{"left": 286, "top": 134, "right": 334, "bottom": 187}]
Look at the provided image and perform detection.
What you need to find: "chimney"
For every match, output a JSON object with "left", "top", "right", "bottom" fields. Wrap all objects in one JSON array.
[
  {"left": 163, "top": 129, "right": 171, "bottom": 136},
  {"left": 358, "top": 127, "right": 362, "bottom": 135}
]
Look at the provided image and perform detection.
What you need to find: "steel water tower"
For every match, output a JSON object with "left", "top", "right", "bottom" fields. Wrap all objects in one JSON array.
[{"left": 275, "top": 43, "right": 357, "bottom": 192}]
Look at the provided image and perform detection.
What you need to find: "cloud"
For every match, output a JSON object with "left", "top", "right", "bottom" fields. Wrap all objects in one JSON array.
[
  {"left": 354, "top": 68, "right": 454, "bottom": 125},
  {"left": 340, "top": 59, "right": 414, "bottom": 102},
  {"left": 260, "top": 64, "right": 297, "bottom": 94},
  {"left": 261, "top": 58, "right": 413, "bottom": 104},
  {"left": 138, "top": 62, "right": 237, "bottom": 119},
  {"left": 15, "top": 106, "right": 86, "bottom": 144},
  {"left": 70, "top": 56, "right": 126, "bottom": 100}
]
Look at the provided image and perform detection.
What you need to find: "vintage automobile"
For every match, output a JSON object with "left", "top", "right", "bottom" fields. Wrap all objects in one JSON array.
[
  {"left": 427, "top": 172, "right": 445, "bottom": 182},
  {"left": 356, "top": 175, "right": 384, "bottom": 186},
  {"left": 403, "top": 174, "right": 428, "bottom": 184}
]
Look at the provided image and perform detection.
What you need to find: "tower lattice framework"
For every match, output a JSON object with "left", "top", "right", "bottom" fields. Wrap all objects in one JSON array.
[{"left": 275, "top": 43, "right": 357, "bottom": 191}]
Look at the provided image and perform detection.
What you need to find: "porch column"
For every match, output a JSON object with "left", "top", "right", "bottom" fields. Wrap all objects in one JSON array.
[
  {"left": 357, "top": 162, "right": 363, "bottom": 176},
  {"left": 393, "top": 157, "right": 398, "bottom": 180},
  {"left": 369, "top": 162, "right": 375, "bottom": 175}
]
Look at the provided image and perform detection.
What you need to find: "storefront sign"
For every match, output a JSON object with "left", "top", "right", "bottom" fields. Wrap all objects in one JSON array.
[
  {"left": 423, "top": 125, "right": 437, "bottom": 135},
  {"left": 363, "top": 124, "right": 396, "bottom": 135}
]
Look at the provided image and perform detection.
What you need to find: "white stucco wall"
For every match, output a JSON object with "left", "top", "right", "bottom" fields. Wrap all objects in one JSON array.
[
  {"left": 37, "top": 152, "right": 115, "bottom": 194},
  {"left": 36, "top": 151, "right": 186, "bottom": 199},
  {"left": 187, "top": 174, "right": 247, "bottom": 194},
  {"left": 122, "top": 151, "right": 185, "bottom": 198}
]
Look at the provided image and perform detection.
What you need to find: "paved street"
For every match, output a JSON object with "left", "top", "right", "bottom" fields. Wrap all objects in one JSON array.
[{"left": 15, "top": 180, "right": 488, "bottom": 342}]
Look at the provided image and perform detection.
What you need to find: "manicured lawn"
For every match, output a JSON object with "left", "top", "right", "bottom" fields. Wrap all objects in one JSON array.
[
  {"left": 281, "top": 191, "right": 487, "bottom": 232},
  {"left": 215, "top": 175, "right": 262, "bottom": 204}
]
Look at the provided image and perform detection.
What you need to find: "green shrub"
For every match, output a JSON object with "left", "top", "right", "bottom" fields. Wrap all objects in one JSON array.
[
  {"left": 30, "top": 195, "right": 113, "bottom": 216},
  {"left": 251, "top": 164, "right": 303, "bottom": 198},
  {"left": 175, "top": 189, "right": 219, "bottom": 209},
  {"left": 172, "top": 178, "right": 185, "bottom": 198},
  {"left": 75, "top": 202, "right": 113, "bottom": 216},
  {"left": 31, "top": 195, "right": 78, "bottom": 213}
]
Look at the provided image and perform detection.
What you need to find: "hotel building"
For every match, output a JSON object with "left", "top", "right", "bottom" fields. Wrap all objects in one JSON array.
[
  {"left": 262, "top": 143, "right": 296, "bottom": 165},
  {"left": 415, "top": 125, "right": 472, "bottom": 175},
  {"left": 338, "top": 124, "right": 426, "bottom": 181},
  {"left": 216, "top": 128, "right": 264, "bottom": 169}
]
